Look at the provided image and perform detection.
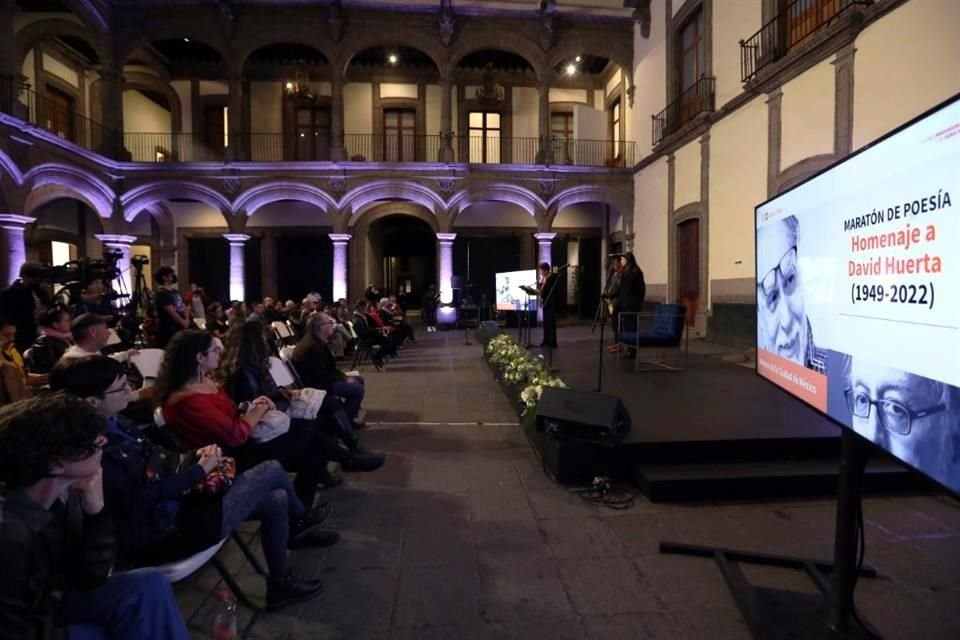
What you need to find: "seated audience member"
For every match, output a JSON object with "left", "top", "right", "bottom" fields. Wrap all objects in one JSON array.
[
  {"left": 292, "top": 313, "right": 368, "bottom": 426},
  {"left": 352, "top": 301, "right": 395, "bottom": 364},
  {"left": 158, "top": 330, "right": 339, "bottom": 507},
  {"left": 49, "top": 357, "right": 332, "bottom": 610},
  {"left": 219, "top": 320, "right": 383, "bottom": 472},
  {"left": 0, "top": 316, "right": 46, "bottom": 404},
  {"left": 71, "top": 278, "right": 115, "bottom": 319},
  {"left": 25, "top": 307, "right": 73, "bottom": 374},
  {"left": 62, "top": 313, "right": 124, "bottom": 360},
  {"left": 207, "top": 301, "right": 229, "bottom": 337},
  {"left": 0, "top": 393, "right": 190, "bottom": 639},
  {"left": 379, "top": 297, "right": 415, "bottom": 344}
]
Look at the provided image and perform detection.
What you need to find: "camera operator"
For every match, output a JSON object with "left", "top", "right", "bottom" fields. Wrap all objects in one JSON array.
[
  {"left": 153, "top": 267, "right": 190, "bottom": 348},
  {"left": 0, "top": 263, "right": 53, "bottom": 354},
  {"left": 72, "top": 278, "right": 116, "bottom": 320}
]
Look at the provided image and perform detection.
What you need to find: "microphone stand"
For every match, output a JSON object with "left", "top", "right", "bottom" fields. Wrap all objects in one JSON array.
[{"left": 593, "top": 261, "right": 619, "bottom": 393}]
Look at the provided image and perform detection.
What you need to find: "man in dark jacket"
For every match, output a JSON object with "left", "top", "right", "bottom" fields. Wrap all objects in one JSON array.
[
  {"left": 0, "top": 393, "right": 189, "bottom": 639},
  {"left": 537, "top": 262, "right": 559, "bottom": 348},
  {"left": 292, "top": 313, "right": 366, "bottom": 425},
  {"left": 0, "top": 263, "right": 53, "bottom": 354},
  {"left": 25, "top": 308, "right": 73, "bottom": 374}
]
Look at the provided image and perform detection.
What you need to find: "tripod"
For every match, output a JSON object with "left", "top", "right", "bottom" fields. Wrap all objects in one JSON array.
[{"left": 592, "top": 259, "right": 619, "bottom": 393}]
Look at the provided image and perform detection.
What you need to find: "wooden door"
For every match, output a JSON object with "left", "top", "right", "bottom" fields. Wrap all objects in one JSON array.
[
  {"left": 787, "top": 0, "right": 840, "bottom": 48},
  {"left": 203, "top": 105, "right": 226, "bottom": 161},
  {"left": 676, "top": 219, "right": 699, "bottom": 326},
  {"left": 384, "top": 109, "right": 416, "bottom": 162},
  {"left": 44, "top": 84, "right": 73, "bottom": 141}
]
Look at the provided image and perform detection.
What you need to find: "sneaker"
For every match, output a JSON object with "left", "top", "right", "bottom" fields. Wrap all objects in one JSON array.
[
  {"left": 290, "top": 502, "right": 332, "bottom": 539},
  {"left": 288, "top": 528, "right": 340, "bottom": 549},
  {"left": 266, "top": 573, "right": 325, "bottom": 610},
  {"left": 341, "top": 451, "right": 386, "bottom": 472}
]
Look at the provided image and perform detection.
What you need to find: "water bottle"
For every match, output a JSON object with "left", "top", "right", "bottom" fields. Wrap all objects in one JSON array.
[{"left": 211, "top": 588, "right": 238, "bottom": 640}]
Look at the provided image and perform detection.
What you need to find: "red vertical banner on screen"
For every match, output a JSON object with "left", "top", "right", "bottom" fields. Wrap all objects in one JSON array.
[{"left": 756, "top": 350, "right": 828, "bottom": 413}]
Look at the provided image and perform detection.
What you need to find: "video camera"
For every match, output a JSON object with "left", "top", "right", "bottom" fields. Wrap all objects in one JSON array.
[{"left": 43, "top": 249, "right": 123, "bottom": 290}]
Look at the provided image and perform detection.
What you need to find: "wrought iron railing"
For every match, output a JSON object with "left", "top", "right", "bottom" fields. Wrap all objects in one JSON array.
[
  {"left": 652, "top": 76, "right": 715, "bottom": 147},
  {"left": 0, "top": 75, "right": 113, "bottom": 154},
  {"left": 740, "top": 0, "right": 870, "bottom": 82},
  {"left": 124, "top": 132, "right": 229, "bottom": 163},
  {"left": 344, "top": 133, "right": 443, "bottom": 163}
]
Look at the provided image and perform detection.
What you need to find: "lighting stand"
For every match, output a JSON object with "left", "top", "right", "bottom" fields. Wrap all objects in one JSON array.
[{"left": 659, "top": 430, "right": 880, "bottom": 639}]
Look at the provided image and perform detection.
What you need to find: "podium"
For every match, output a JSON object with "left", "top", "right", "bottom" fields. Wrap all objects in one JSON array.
[{"left": 517, "top": 285, "right": 539, "bottom": 347}]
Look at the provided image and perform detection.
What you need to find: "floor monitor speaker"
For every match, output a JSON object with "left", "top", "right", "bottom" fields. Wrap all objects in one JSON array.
[{"left": 535, "top": 387, "right": 631, "bottom": 446}]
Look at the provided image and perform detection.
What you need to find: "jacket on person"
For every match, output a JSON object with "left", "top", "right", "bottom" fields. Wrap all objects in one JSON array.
[
  {"left": 0, "top": 281, "right": 51, "bottom": 353},
  {"left": 24, "top": 334, "right": 71, "bottom": 375},
  {"left": 611, "top": 267, "right": 646, "bottom": 312},
  {"left": 539, "top": 273, "right": 560, "bottom": 312},
  {"left": 0, "top": 346, "right": 30, "bottom": 406},
  {"left": 226, "top": 364, "right": 289, "bottom": 412},
  {"left": 0, "top": 490, "right": 114, "bottom": 640},
  {"left": 101, "top": 416, "right": 220, "bottom": 567},
  {"left": 291, "top": 333, "right": 345, "bottom": 391}
]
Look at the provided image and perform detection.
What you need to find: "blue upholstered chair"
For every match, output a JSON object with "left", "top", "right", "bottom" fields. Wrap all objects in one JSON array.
[{"left": 616, "top": 304, "right": 689, "bottom": 371}]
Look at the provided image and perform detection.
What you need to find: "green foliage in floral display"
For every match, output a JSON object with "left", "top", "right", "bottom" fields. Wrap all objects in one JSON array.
[{"left": 484, "top": 334, "right": 568, "bottom": 415}]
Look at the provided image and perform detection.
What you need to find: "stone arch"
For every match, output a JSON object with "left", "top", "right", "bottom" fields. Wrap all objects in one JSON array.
[
  {"left": 546, "top": 185, "right": 633, "bottom": 227},
  {"left": 236, "top": 37, "right": 335, "bottom": 72},
  {"left": 117, "top": 29, "right": 229, "bottom": 67},
  {"left": 88, "top": 71, "right": 182, "bottom": 132},
  {"left": 668, "top": 202, "right": 708, "bottom": 314},
  {"left": 339, "top": 180, "right": 447, "bottom": 216},
  {"left": 120, "top": 181, "right": 232, "bottom": 224},
  {"left": 233, "top": 182, "right": 338, "bottom": 218},
  {"left": 15, "top": 18, "right": 105, "bottom": 71},
  {"left": 546, "top": 43, "right": 633, "bottom": 90},
  {"left": 61, "top": 0, "right": 109, "bottom": 32},
  {"left": 0, "top": 148, "right": 25, "bottom": 188},
  {"left": 776, "top": 154, "right": 837, "bottom": 195},
  {"left": 446, "top": 37, "right": 546, "bottom": 81},
  {"left": 23, "top": 164, "right": 114, "bottom": 219},
  {"left": 340, "top": 35, "right": 447, "bottom": 78},
  {"left": 447, "top": 183, "right": 545, "bottom": 222}
]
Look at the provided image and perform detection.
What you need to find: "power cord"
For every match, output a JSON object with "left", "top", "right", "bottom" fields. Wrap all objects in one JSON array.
[
  {"left": 568, "top": 476, "right": 635, "bottom": 511},
  {"left": 850, "top": 498, "right": 882, "bottom": 640}
]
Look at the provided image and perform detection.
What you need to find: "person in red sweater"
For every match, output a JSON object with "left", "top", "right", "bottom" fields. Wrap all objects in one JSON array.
[{"left": 157, "top": 330, "right": 338, "bottom": 510}]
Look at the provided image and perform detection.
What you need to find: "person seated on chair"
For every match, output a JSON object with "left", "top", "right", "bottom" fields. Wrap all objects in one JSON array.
[
  {"left": 0, "top": 393, "right": 191, "bottom": 639},
  {"left": 292, "top": 313, "right": 368, "bottom": 427},
  {"left": 25, "top": 307, "right": 73, "bottom": 375},
  {"left": 379, "top": 297, "right": 415, "bottom": 344},
  {"left": 157, "top": 329, "right": 342, "bottom": 510},
  {"left": 0, "top": 315, "right": 47, "bottom": 405},
  {"left": 217, "top": 320, "right": 384, "bottom": 484},
  {"left": 365, "top": 302, "right": 402, "bottom": 349},
  {"left": 352, "top": 301, "right": 395, "bottom": 362},
  {"left": 206, "top": 302, "right": 229, "bottom": 338},
  {"left": 48, "top": 356, "right": 332, "bottom": 611}
]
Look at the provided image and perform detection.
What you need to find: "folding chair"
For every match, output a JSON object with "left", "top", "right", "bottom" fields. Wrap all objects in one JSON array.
[{"left": 130, "top": 348, "right": 165, "bottom": 380}]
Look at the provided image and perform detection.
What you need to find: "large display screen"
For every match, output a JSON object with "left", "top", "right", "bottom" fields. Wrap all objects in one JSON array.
[
  {"left": 495, "top": 269, "right": 538, "bottom": 311},
  {"left": 755, "top": 93, "right": 960, "bottom": 494}
]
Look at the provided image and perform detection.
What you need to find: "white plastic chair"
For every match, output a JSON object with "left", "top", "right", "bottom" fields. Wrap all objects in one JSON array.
[
  {"left": 193, "top": 317, "right": 207, "bottom": 330},
  {"left": 106, "top": 328, "right": 122, "bottom": 346},
  {"left": 271, "top": 320, "right": 293, "bottom": 339},
  {"left": 268, "top": 355, "right": 296, "bottom": 388},
  {"left": 130, "top": 348, "right": 165, "bottom": 379}
]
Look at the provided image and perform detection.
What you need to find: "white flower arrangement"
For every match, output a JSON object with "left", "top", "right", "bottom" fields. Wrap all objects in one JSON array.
[{"left": 485, "top": 334, "right": 568, "bottom": 415}]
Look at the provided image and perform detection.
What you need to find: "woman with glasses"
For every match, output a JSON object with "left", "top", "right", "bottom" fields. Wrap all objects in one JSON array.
[
  {"left": 845, "top": 359, "right": 959, "bottom": 489},
  {"left": 49, "top": 355, "right": 334, "bottom": 610},
  {"left": 756, "top": 215, "right": 826, "bottom": 373}
]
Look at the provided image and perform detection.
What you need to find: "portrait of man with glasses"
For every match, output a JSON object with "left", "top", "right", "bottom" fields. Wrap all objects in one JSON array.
[
  {"left": 756, "top": 215, "right": 826, "bottom": 373},
  {"left": 843, "top": 358, "right": 959, "bottom": 490}
]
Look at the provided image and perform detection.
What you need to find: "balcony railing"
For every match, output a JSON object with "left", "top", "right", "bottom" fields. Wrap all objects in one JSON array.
[
  {"left": 740, "top": 0, "right": 870, "bottom": 82},
  {"left": 652, "top": 76, "right": 716, "bottom": 147},
  {"left": 0, "top": 75, "right": 113, "bottom": 154},
  {"left": 121, "top": 131, "right": 634, "bottom": 167}
]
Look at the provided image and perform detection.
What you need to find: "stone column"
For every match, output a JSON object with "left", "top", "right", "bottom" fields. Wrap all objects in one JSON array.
[
  {"left": 228, "top": 74, "right": 245, "bottom": 161},
  {"left": 94, "top": 234, "right": 136, "bottom": 297},
  {"left": 534, "top": 232, "right": 556, "bottom": 267},
  {"left": 436, "top": 232, "right": 457, "bottom": 304},
  {"left": 223, "top": 233, "right": 250, "bottom": 302},
  {"left": 439, "top": 76, "right": 454, "bottom": 162},
  {"left": 0, "top": 214, "right": 35, "bottom": 287},
  {"left": 330, "top": 72, "right": 346, "bottom": 161},
  {"left": 329, "top": 233, "right": 351, "bottom": 302},
  {"left": 536, "top": 79, "right": 551, "bottom": 164}
]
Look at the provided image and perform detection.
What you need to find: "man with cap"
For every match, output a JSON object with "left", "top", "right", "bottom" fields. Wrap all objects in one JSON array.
[
  {"left": 62, "top": 313, "right": 122, "bottom": 362},
  {"left": 0, "top": 263, "right": 53, "bottom": 354}
]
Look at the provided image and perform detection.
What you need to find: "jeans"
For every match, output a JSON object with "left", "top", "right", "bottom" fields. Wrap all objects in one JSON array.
[
  {"left": 221, "top": 460, "right": 305, "bottom": 578},
  {"left": 62, "top": 570, "right": 189, "bottom": 640},
  {"left": 331, "top": 377, "right": 365, "bottom": 421}
]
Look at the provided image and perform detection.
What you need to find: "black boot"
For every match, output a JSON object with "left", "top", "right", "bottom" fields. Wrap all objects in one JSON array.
[
  {"left": 341, "top": 450, "right": 386, "bottom": 472},
  {"left": 266, "top": 572, "right": 325, "bottom": 610}
]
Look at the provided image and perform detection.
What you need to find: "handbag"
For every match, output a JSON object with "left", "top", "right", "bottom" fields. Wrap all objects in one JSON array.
[
  {"left": 178, "top": 451, "right": 237, "bottom": 495},
  {"left": 287, "top": 387, "right": 327, "bottom": 421},
  {"left": 250, "top": 408, "right": 291, "bottom": 443}
]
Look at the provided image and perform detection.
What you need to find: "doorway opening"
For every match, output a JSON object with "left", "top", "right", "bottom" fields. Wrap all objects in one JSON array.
[{"left": 369, "top": 215, "right": 436, "bottom": 309}]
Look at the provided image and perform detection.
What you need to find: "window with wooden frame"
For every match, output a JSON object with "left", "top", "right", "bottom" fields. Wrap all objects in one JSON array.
[
  {"left": 468, "top": 111, "right": 501, "bottom": 164},
  {"left": 608, "top": 98, "right": 621, "bottom": 161},
  {"left": 676, "top": 7, "right": 706, "bottom": 125},
  {"left": 551, "top": 111, "right": 574, "bottom": 165},
  {"left": 785, "top": 0, "right": 841, "bottom": 48},
  {"left": 383, "top": 108, "right": 416, "bottom": 162},
  {"left": 676, "top": 218, "right": 700, "bottom": 326},
  {"left": 294, "top": 106, "right": 331, "bottom": 161}
]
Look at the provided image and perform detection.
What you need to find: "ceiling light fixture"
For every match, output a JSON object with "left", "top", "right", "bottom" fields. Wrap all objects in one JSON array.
[
  {"left": 566, "top": 63, "right": 577, "bottom": 76},
  {"left": 575, "top": 55, "right": 582, "bottom": 62},
  {"left": 183, "top": 37, "right": 190, "bottom": 43},
  {"left": 388, "top": 53, "right": 398, "bottom": 65}
]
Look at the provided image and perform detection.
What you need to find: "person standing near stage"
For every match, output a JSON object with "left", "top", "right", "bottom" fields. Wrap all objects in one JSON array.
[
  {"left": 607, "top": 253, "right": 645, "bottom": 352},
  {"left": 537, "top": 262, "right": 559, "bottom": 349},
  {"left": 604, "top": 256, "right": 625, "bottom": 352}
]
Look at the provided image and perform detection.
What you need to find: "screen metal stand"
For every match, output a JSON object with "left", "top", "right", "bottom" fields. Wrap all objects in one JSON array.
[{"left": 659, "top": 431, "right": 881, "bottom": 640}]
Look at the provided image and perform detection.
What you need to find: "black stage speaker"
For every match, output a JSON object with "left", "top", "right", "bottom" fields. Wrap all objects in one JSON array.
[{"left": 535, "top": 388, "right": 631, "bottom": 446}]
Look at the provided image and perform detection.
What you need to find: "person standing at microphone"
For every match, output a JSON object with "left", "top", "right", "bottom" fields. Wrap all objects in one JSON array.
[{"left": 537, "top": 262, "right": 559, "bottom": 349}]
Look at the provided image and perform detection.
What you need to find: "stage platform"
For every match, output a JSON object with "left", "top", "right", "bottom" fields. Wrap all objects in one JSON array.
[{"left": 520, "top": 323, "right": 932, "bottom": 500}]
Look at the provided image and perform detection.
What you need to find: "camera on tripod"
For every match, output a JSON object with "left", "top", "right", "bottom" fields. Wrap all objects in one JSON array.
[
  {"left": 131, "top": 254, "right": 150, "bottom": 268},
  {"left": 44, "top": 250, "right": 122, "bottom": 292}
]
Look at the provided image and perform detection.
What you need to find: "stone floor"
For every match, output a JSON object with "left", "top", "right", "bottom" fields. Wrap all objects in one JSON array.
[{"left": 175, "top": 324, "right": 960, "bottom": 639}]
